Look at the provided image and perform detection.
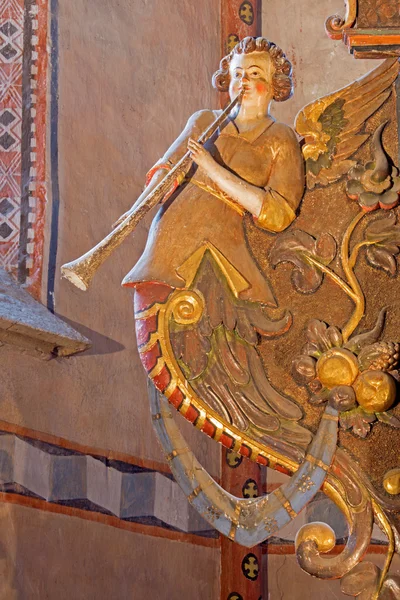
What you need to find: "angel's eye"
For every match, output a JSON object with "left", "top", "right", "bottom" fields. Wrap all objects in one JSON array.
[
  {"left": 233, "top": 70, "right": 242, "bottom": 79},
  {"left": 250, "top": 70, "right": 261, "bottom": 77}
]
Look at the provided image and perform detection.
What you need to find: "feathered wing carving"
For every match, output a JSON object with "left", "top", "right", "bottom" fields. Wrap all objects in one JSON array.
[
  {"left": 170, "top": 255, "right": 312, "bottom": 463},
  {"left": 295, "top": 58, "right": 399, "bottom": 189}
]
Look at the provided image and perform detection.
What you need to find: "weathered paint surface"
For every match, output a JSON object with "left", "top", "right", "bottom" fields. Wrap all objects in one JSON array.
[
  {"left": 1, "top": 1, "right": 222, "bottom": 597},
  {"left": 0, "top": 503, "right": 220, "bottom": 600},
  {"left": 2, "top": 0, "right": 221, "bottom": 473}
]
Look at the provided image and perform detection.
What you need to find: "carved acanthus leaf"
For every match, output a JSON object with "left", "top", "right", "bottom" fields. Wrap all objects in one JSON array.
[
  {"left": 270, "top": 230, "right": 337, "bottom": 294},
  {"left": 364, "top": 213, "right": 400, "bottom": 277}
]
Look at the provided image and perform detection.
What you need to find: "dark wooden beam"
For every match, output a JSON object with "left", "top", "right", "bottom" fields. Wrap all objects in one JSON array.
[{"left": 219, "top": 3, "right": 263, "bottom": 596}]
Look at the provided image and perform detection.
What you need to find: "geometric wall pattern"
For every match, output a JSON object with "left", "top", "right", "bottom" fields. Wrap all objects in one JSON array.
[
  {"left": 0, "top": 428, "right": 389, "bottom": 547},
  {"left": 0, "top": 0, "right": 48, "bottom": 295},
  {"left": 0, "top": 0, "right": 24, "bottom": 276},
  {"left": 0, "top": 432, "right": 216, "bottom": 536}
]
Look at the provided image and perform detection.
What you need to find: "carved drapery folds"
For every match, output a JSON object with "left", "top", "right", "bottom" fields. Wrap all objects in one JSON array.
[{"left": 59, "top": 25, "right": 400, "bottom": 598}]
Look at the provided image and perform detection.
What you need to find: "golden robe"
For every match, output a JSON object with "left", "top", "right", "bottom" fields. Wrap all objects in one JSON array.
[{"left": 123, "top": 109, "right": 304, "bottom": 304}]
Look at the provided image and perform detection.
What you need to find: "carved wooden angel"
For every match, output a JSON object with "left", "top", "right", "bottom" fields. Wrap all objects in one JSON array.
[
  {"left": 122, "top": 37, "right": 312, "bottom": 462},
  {"left": 121, "top": 38, "right": 397, "bottom": 461},
  {"left": 64, "top": 36, "right": 400, "bottom": 599}
]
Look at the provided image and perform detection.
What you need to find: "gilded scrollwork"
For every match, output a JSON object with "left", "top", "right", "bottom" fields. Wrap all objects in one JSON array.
[
  {"left": 325, "top": 0, "right": 358, "bottom": 40},
  {"left": 267, "top": 62, "right": 400, "bottom": 595},
  {"left": 152, "top": 54, "right": 400, "bottom": 599},
  {"left": 275, "top": 116, "right": 400, "bottom": 446},
  {"left": 140, "top": 52, "right": 400, "bottom": 598},
  {"left": 341, "top": 561, "right": 400, "bottom": 599}
]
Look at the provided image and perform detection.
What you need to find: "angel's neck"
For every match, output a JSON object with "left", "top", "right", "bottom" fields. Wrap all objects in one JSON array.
[
  {"left": 234, "top": 112, "right": 272, "bottom": 133},
  {"left": 234, "top": 104, "right": 272, "bottom": 131}
]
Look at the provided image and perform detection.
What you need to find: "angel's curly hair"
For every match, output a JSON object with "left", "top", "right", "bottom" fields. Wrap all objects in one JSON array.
[{"left": 212, "top": 36, "right": 293, "bottom": 103}]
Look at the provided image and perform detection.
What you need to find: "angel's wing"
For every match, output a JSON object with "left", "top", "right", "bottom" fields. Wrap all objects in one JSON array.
[{"left": 295, "top": 59, "right": 399, "bottom": 189}]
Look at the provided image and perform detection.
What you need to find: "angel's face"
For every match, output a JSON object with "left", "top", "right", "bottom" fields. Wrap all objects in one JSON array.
[{"left": 228, "top": 52, "right": 274, "bottom": 112}]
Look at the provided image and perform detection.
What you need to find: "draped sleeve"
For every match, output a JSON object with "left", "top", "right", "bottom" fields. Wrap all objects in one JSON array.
[{"left": 255, "top": 123, "right": 305, "bottom": 233}]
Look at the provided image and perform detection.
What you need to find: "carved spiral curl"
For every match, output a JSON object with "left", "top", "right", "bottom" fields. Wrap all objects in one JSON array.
[
  {"left": 325, "top": 0, "right": 357, "bottom": 40},
  {"left": 296, "top": 449, "right": 374, "bottom": 580},
  {"left": 295, "top": 522, "right": 336, "bottom": 555},
  {"left": 169, "top": 290, "right": 204, "bottom": 325}
]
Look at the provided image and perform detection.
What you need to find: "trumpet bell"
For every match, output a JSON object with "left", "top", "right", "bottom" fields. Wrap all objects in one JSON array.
[
  {"left": 60, "top": 92, "right": 243, "bottom": 292},
  {"left": 61, "top": 262, "right": 91, "bottom": 291}
]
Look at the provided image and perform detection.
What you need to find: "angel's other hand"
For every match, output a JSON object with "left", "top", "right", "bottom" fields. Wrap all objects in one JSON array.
[{"left": 188, "top": 138, "right": 216, "bottom": 173}]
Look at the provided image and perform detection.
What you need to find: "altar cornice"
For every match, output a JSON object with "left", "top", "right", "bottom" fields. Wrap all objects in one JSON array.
[{"left": 325, "top": 0, "right": 400, "bottom": 58}]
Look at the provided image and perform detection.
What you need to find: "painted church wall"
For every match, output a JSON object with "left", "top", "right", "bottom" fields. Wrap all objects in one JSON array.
[{"left": 1, "top": 0, "right": 221, "bottom": 475}]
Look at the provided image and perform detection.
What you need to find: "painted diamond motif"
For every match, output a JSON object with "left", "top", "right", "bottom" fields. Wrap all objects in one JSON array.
[
  {"left": 0, "top": 0, "right": 33, "bottom": 276},
  {"left": 0, "top": 43, "right": 17, "bottom": 61},
  {"left": 0, "top": 132, "right": 16, "bottom": 150},
  {"left": 0, "top": 22, "right": 18, "bottom": 38},
  {"left": 0, "top": 223, "right": 13, "bottom": 239},
  {"left": 0, "top": 199, "right": 14, "bottom": 216},
  {"left": 0, "top": 110, "right": 16, "bottom": 127}
]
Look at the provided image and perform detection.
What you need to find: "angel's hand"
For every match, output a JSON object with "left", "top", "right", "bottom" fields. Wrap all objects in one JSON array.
[{"left": 188, "top": 138, "right": 216, "bottom": 174}]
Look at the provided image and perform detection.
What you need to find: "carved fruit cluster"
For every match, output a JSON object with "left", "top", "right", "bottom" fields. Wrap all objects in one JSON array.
[
  {"left": 292, "top": 315, "right": 400, "bottom": 438},
  {"left": 358, "top": 341, "right": 400, "bottom": 372}
]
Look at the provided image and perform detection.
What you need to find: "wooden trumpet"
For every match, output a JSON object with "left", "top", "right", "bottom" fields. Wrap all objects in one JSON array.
[{"left": 61, "top": 91, "right": 244, "bottom": 291}]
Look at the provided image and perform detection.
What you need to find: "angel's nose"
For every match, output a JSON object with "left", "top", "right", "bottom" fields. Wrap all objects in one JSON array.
[{"left": 239, "top": 74, "right": 250, "bottom": 90}]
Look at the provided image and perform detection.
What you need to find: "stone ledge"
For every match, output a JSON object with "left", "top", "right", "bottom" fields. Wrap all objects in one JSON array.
[{"left": 0, "top": 268, "right": 91, "bottom": 358}]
